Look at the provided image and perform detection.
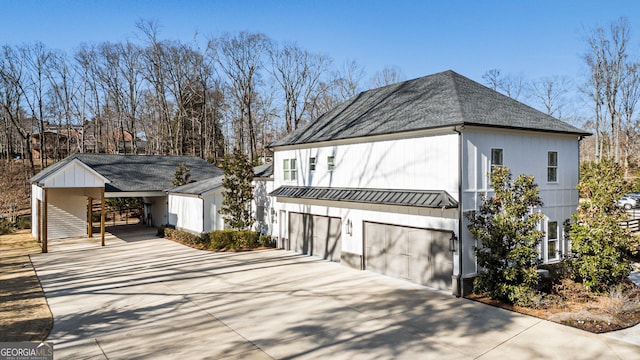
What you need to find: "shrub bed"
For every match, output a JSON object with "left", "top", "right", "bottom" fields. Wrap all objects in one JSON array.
[{"left": 159, "top": 226, "right": 273, "bottom": 251}]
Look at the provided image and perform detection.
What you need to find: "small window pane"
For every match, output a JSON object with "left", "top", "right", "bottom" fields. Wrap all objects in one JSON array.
[
  {"left": 328, "top": 156, "right": 335, "bottom": 171},
  {"left": 548, "top": 151, "right": 558, "bottom": 166},
  {"left": 290, "top": 159, "right": 297, "bottom": 180},
  {"left": 548, "top": 221, "right": 558, "bottom": 260},
  {"left": 547, "top": 151, "right": 558, "bottom": 182},
  {"left": 283, "top": 159, "right": 289, "bottom": 181},
  {"left": 309, "top": 157, "right": 316, "bottom": 171},
  {"left": 491, "top": 148, "right": 503, "bottom": 166}
]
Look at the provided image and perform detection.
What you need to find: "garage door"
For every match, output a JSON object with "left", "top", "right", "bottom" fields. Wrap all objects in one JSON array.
[
  {"left": 289, "top": 213, "right": 341, "bottom": 262},
  {"left": 364, "top": 222, "right": 452, "bottom": 290}
]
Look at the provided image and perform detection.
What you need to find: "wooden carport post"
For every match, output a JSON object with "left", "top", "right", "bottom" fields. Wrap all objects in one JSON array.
[
  {"left": 100, "top": 188, "right": 106, "bottom": 246},
  {"left": 42, "top": 188, "right": 48, "bottom": 253},
  {"left": 87, "top": 196, "right": 93, "bottom": 238}
]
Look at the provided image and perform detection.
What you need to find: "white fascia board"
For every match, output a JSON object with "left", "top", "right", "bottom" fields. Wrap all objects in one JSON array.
[{"left": 105, "top": 191, "right": 166, "bottom": 198}]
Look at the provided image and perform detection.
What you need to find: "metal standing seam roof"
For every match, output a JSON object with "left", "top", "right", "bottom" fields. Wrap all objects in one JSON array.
[
  {"left": 269, "top": 186, "right": 458, "bottom": 209},
  {"left": 271, "top": 70, "right": 590, "bottom": 148}
]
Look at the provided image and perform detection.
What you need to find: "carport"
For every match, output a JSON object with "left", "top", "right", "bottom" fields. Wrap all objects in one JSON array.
[{"left": 30, "top": 153, "right": 225, "bottom": 253}]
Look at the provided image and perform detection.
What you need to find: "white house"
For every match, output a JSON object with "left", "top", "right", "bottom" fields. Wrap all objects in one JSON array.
[
  {"left": 30, "top": 153, "right": 224, "bottom": 251},
  {"left": 267, "top": 70, "right": 590, "bottom": 296}
]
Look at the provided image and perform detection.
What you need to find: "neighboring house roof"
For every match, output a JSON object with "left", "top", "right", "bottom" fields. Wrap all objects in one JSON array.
[
  {"left": 272, "top": 70, "right": 590, "bottom": 147},
  {"left": 168, "top": 175, "right": 225, "bottom": 196},
  {"left": 253, "top": 163, "right": 273, "bottom": 178},
  {"left": 270, "top": 186, "right": 458, "bottom": 209},
  {"left": 31, "top": 153, "right": 224, "bottom": 193}
]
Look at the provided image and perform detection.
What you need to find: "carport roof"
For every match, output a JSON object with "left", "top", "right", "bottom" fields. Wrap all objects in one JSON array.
[
  {"left": 31, "top": 154, "right": 224, "bottom": 193},
  {"left": 270, "top": 186, "right": 458, "bottom": 208}
]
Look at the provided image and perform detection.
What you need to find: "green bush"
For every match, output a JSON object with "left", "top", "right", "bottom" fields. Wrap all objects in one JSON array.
[
  {"left": 13, "top": 216, "right": 31, "bottom": 230},
  {"left": 164, "top": 227, "right": 200, "bottom": 245},
  {"left": 258, "top": 234, "right": 273, "bottom": 247},
  {"left": 207, "top": 230, "right": 266, "bottom": 250},
  {"left": 0, "top": 220, "right": 13, "bottom": 235},
  {"left": 208, "top": 230, "right": 235, "bottom": 250}
]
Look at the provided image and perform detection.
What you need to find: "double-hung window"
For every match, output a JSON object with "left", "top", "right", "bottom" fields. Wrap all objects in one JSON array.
[
  {"left": 490, "top": 148, "right": 503, "bottom": 173},
  {"left": 283, "top": 158, "right": 297, "bottom": 181},
  {"left": 548, "top": 151, "right": 558, "bottom": 182},
  {"left": 327, "top": 156, "right": 335, "bottom": 171},
  {"left": 309, "top": 157, "right": 316, "bottom": 172}
]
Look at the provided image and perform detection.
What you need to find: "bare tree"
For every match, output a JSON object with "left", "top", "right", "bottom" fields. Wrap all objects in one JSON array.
[
  {"left": 370, "top": 65, "right": 405, "bottom": 88},
  {"left": 482, "top": 68, "right": 527, "bottom": 100},
  {"left": 583, "top": 17, "right": 631, "bottom": 162},
  {"left": 214, "top": 32, "right": 270, "bottom": 162},
  {"left": 269, "top": 42, "right": 330, "bottom": 132},
  {"left": 530, "top": 75, "right": 571, "bottom": 117},
  {"left": 334, "top": 59, "right": 365, "bottom": 100}
]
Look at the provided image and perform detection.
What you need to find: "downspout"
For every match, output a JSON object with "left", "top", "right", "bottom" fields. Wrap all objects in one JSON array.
[{"left": 453, "top": 125, "right": 464, "bottom": 297}]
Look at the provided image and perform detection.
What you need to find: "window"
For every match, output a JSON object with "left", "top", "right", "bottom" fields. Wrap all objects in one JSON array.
[
  {"left": 547, "top": 221, "right": 558, "bottom": 261},
  {"left": 327, "top": 156, "right": 335, "bottom": 171},
  {"left": 548, "top": 151, "right": 558, "bottom": 182},
  {"left": 283, "top": 158, "right": 297, "bottom": 181},
  {"left": 309, "top": 157, "right": 316, "bottom": 172},
  {"left": 491, "top": 148, "right": 503, "bottom": 168},
  {"left": 283, "top": 159, "right": 290, "bottom": 181}
]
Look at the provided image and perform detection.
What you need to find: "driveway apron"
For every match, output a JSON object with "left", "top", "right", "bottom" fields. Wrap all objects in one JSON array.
[{"left": 31, "top": 226, "right": 640, "bottom": 359}]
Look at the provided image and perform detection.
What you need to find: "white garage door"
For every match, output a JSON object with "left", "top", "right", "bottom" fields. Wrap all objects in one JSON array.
[
  {"left": 364, "top": 222, "right": 452, "bottom": 290},
  {"left": 289, "top": 213, "right": 341, "bottom": 262}
]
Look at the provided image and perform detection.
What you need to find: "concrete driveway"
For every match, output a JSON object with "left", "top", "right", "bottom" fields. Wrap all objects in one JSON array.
[{"left": 31, "top": 226, "right": 640, "bottom": 359}]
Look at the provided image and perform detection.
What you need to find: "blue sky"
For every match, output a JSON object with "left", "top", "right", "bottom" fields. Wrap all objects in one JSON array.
[{"left": 0, "top": 0, "right": 638, "bottom": 86}]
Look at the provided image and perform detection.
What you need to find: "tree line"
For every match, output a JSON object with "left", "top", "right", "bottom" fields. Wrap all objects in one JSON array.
[
  {"left": 1, "top": 18, "right": 639, "bottom": 174},
  {"left": 0, "top": 20, "right": 405, "bottom": 172}
]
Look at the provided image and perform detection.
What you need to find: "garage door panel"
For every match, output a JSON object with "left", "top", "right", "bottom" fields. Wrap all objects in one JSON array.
[
  {"left": 289, "top": 213, "right": 341, "bottom": 262},
  {"left": 365, "top": 222, "right": 452, "bottom": 291},
  {"left": 430, "top": 232, "right": 454, "bottom": 290},
  {"left": 385, "top": 225, "right": 407, "bottom": 256},
  {"left": 364, "top": 222, "right": 385, "bottom": 273}
]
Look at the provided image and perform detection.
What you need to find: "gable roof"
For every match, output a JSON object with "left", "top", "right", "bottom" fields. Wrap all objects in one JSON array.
[
  {"left": 272, "top": 70, "right": 589, "bottom": 147},
  {"left": 31, "top": 153, "right": 224, "bottom": 193},
  {"left": 30, "top": 158, "right": 110, "bottom": 188},
  {"left": 270, "top": 186, "right": 458, "bottom": 209}
]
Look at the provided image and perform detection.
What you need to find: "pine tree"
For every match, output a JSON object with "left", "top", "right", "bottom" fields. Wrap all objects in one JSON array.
[
  {"left": 219, "top": 149, "right": 255, "bottom": 230},
  {"left": 466, "top": 166, "right": 545, "bottom": 306},
  {"left": 172, "top": 163, "right": 191, "bottom": 187}
]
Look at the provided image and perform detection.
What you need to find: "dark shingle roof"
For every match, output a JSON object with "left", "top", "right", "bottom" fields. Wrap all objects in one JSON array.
[
  {"left": 270, "top": 186, "right": 458, "bottom": 209},
  {"left": 253, "top": 163, "right": 273, "bottom": 178},
  {"left": 169, "top": 175, "right": 225, "bottom": 195},
  {"left": 272, "top": 70, "right": 589, "bottom": 147},
  {"left": 31, "top": 153, "right": 223, "bottom": 192}
]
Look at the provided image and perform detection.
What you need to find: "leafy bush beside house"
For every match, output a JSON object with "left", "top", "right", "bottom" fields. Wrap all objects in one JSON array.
[
  {"left": 466, "top": 166, "right": 545, "bottom": 307},
  {"left": 567, "top": 159, "right": 633, "bottom": 292}
]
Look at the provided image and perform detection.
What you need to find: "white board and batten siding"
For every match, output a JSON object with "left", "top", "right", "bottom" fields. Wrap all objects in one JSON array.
[
  {"left": 273, "top": 132, "right": 461, "bottom": 282},
  {"left": 167, "top": 189, "right": 225, "bottom": 234},
  {"left": 274, "top": 132, "right": 459, "bottom": 192},
  {"left": 460, "top": 127, "right": 581, "bottom": 274},
  {"left": 168, "top": 194, "right": 204, "bottom": 233},
  {"left": 31, "top": 159, "right": 109, "bottom": 240}
]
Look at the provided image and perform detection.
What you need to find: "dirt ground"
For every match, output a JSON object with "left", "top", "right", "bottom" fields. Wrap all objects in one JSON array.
[{"left": 0, "top": 230, "right": 53, "bottom": 342}]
